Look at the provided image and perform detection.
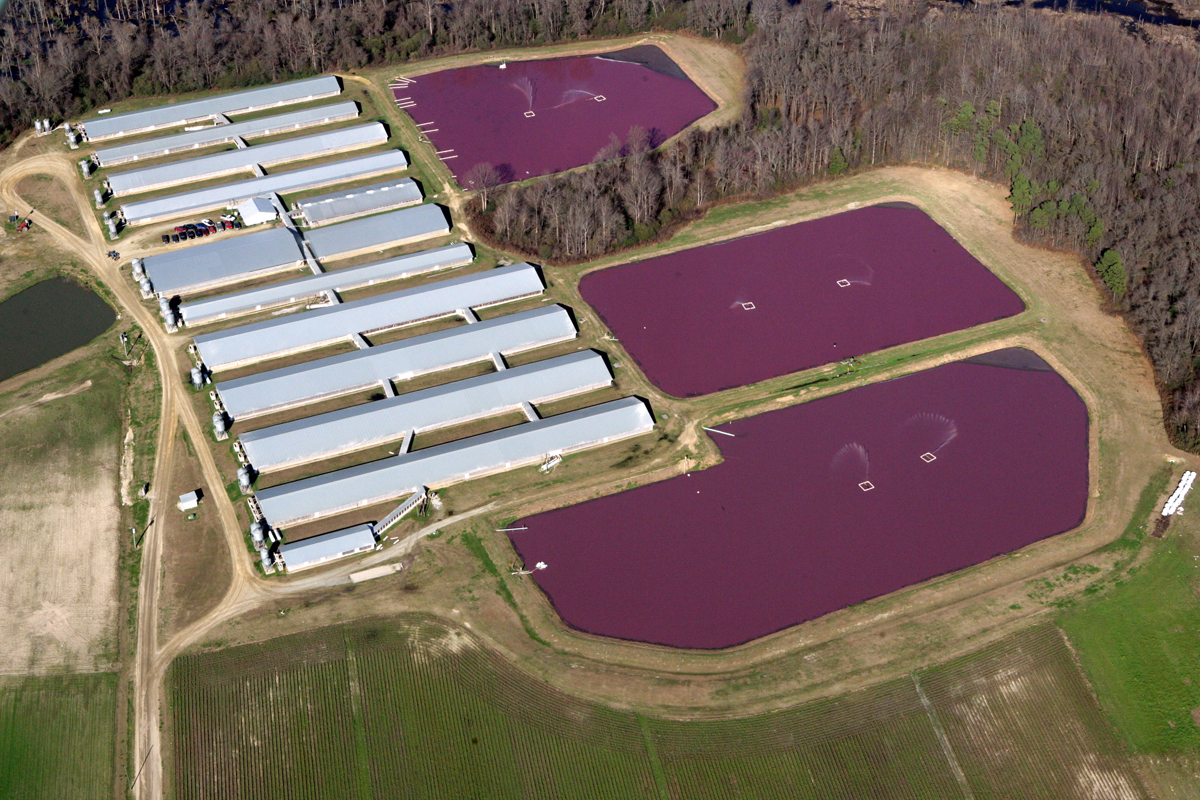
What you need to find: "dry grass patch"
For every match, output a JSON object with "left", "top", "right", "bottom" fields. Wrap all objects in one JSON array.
[{"left": 15, "top": 174, "right": 86, "bottom": 239}]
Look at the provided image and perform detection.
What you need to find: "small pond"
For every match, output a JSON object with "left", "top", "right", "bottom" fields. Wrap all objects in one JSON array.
[{"left": 0, "top": 277, "right": 116, "bottom": 384}]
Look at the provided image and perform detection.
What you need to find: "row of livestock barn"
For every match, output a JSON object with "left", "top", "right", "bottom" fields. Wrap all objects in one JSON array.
[{"left": 78, "top": 76, "right": 656, "bottom": 574}]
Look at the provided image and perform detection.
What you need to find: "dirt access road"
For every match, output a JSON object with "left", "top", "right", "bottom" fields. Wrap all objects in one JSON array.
[
  {"left": 0, "top": 146, "right": 265, "bottom": 800},
  {"left": 0, "top": 137, "right": 495, "bottom": 798}
]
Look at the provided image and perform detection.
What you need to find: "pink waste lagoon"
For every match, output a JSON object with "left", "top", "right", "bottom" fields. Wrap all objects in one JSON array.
[
  {"left": 511, "top": 349, "right": 1088, "bottom": 650},
  {"left": 580, "top": 203, "right": 1026, "bottom": 397},
  {"left": 395, "top": 46, "right": 715, "bottom": 185}
]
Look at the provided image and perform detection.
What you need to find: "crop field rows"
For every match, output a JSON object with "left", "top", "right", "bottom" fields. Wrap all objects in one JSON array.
[
  {"left": 918, "top": 627, "right": 1145, "bottom": 799},
  {"left": 168, "top": 619, "right": 1144, "bottom": 800},
  {"left": 0, "top": 673, "right": 117, "bottom": 800},
  {"left": 647, "top": 680, "right": 964, "bottom": 799}
]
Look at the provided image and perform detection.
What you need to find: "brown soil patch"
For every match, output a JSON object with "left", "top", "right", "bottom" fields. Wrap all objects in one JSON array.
[
  {"left": 1154, "top": 517, "right": 1172, "bottom": 539},
  {"left": 158, "top": 431, "right": 233, "bottom": 640},
  {"left": 0, "top": 378, "right": 90, "bottom": 421},
  {"left": 0, "top": 413, "right": 119, "bottom": 673},
  {"left": 15, "top": 174, "right": 87, "bottom": 238}
]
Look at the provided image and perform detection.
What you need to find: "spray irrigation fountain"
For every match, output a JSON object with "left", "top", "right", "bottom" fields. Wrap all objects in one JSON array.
[
  {"left": 832, "top": 441, "right": 874, "bottom": 491},
  {"left": 552, "top": 88, "right": 606, "bottom": 108},
  {"left": 902, "top": 412, "right": 959, "bottom": 462},
  {"left": 512, "top": 77, "right": 536, "bottom": 117}
]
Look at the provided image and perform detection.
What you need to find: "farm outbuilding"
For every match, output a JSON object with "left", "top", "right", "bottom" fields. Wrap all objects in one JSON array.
[
  {"left": 239, "top": 351, "right": 612, "bottom": 473},
  {"left": 278, "top": 523, "right": 376, "bottom": 572},
  {"left": 236, "top": 197, "right": 278, "bottom": 227},
  {"left": 212, "top": 305, "right": 577, "bottom": 420},
  {"left": 178, "top": 243, "right": 474, "bottom": 327},
  {"left": 92, "top": 102, "right": 360, "bottom": 167},
  {"left": 140, "top": 226, "right": 304, "bottom": 298},
  {"left": 302, "top": 204, "right": 450, "bottom": 261},
  {"left": 177, "top": 491, "right": 200, "bottom": 511},
  {"left": 80, "top": 75, "right": 341, "bottom": 141},
  {"left": 298, "top": 178, "right": 424, "bottom": 226},
  {"left": 193, "top": 263, "right": 544, "bottom": 371},
  {"left": 105, "top": 123, "right": 388, "bottom": 196},
  {"left": 255, "top": 397, "right": 655, "bottom": 528},
  {"left": 120, "top": 150, "right": 409, "bottom": 226}
]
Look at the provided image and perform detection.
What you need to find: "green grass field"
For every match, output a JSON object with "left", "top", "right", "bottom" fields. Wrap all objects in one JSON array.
[
  {"left": 0, "top": 673, "right": 118, "bottom": 799},
  {"left": 168, "top": 618, "right": 1141, "bottom": 800},
  {"left": 1062, "top": 530, "right": 1200, "bottom": 753}
]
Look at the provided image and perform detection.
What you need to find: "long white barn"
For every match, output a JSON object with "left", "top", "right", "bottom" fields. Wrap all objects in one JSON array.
[
  {"left": 92, "top": 102, "right": 360, "bottom": 167},
  {"left": 240, "top": 351, "right": 612, "bottom": 473},
  {"left": 194, "top": 263, "right": 544, "bottom": 371},
  {"left": 107, "top": 123, "right": 387, "bottom": 196},
  {"left": 255, "top": 397, "right": 655, "bottom": 528},
  {"left": 213, "top": 305, "right": 577, "bottom": 421},
  {"left": 81, "top": 75, "right": 341, "bottom": 141},
  {"left": 121, "top": 150, "right": 408, "bottom": 225}
]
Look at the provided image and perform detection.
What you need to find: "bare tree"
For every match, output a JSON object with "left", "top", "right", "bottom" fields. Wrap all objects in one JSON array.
[{"left": 464, "top": 162, "right": 501, "bottom": 211}]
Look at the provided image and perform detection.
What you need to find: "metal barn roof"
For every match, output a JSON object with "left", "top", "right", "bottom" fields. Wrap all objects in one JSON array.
[
  {"left": 194, "top": 263, "right": 543, "bottom": 370},
  {"left": 107, "top": 122, "right": 388, "bottom": 196},
  {"left": 256, "top": 397, "right": 654, "bottom": 528},
  {"left": 214, "top": 305, "right": 576, "bottom": 420},
  {"left": 82, "top": 75, "right": 342, "bottom": 141},
  {"left": 303, "top": 205, "right": 449, "bottom": 260},
  {"left": 278, "top": 523, "right": 375, "bottom": 572},
  {"left": 237, "top": 196, "right": 278, "bottom": 226},
  {"left": 121, "top": 150, "right": 409, "bottom": 225},
  {"left": 143, "top": 226, "right": 304, "bottom": 297},
  {"left": 299, "top": 178, "right": 424, "bottom": 225},
  {"left": 92, "top": 102, "right": 360, "bottom": 167},
  {"left": 240, "top": 351, "right": 611, "bottom": 472},
  {"left": 178, "top": 243, "right": 474, "bottom": 326}
]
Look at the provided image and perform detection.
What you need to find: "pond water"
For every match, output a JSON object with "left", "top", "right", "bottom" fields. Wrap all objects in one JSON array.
[
  {"left": 0, "top": 277, "right": 115, "bottom": 384},
  {"left": 510, "top": 349, "right": 1089, "bottom": 649}
]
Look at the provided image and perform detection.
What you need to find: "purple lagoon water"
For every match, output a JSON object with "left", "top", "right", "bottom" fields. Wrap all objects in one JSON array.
[
  {"left": 397, "top": 46, "right": 715, "bottom": 185},
  {"left": 510, "top": 350, "right": 1089, "bottom": 649},
  {"left": 580, "top": 204, "right": 1026, "bottom": 397}
]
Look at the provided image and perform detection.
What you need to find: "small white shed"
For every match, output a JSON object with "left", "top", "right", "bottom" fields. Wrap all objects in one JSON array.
[
  {"left": 177, "top": 491, "right": 200, "bottom": 511},
  {"left": 236, "top": 196, "right": 278, "bottom": 226}
]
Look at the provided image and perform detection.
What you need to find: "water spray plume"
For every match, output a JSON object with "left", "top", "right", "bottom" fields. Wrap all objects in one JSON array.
[
  {"left": 902, "top": 412, "right": 959, "bottom": 454},
  {"left": 829, "top": 254, "right": 874, "bottom": 286},
  {"left": 512, "top": 77, "right": 535, "bottom": 111},
  {"left": 831, "top": 442, "right": 870, "bottom": 480},
  {"left": 553, "top": 88, "right": 598, "bottom": 109}
]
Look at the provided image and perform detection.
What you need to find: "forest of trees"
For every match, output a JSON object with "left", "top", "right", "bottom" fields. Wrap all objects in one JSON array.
[{"left": 0, "top": 0, "right": 1199, "bottom": 447}]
